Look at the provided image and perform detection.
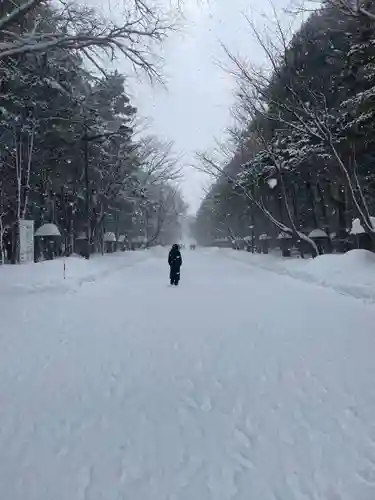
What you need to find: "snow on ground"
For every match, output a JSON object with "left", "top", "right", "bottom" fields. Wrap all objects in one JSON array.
[
  {"left": 226, "top": 248, "right": 375, "bottom": 302},
  {"left": 1, "top": 249, "right": 375, "bottom": 500},
  {"left": 0, "top": 250, "right": 153, "bottom": 296}
]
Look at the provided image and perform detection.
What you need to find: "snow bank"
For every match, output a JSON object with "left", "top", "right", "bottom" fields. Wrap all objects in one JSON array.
[
  {"left": 224, "top": 249, "right": 375, "bottom": 302},
  {"left": 302, "top": 249, "right": 375, "bottom": 279},
  {"left": 0, "top": 251, "right": 149, "bottom": 296},
  {"left": 350, "top": 216, "right": 375, "bottom": 235}
]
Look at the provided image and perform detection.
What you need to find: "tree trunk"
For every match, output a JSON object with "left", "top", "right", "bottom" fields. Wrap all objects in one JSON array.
[
  {"left": 337, "top": 186, "right": 347, "bottom": 236},
  {"left": 316, "top": 181, "right": 332, "bottom": 253},
  {"left": 0, "top": 217, "right": 4, "bottom": 265},
  {"left": 21, "top": 128, "right": 34, "bottom": 219},
  {"left": 291, "top": 182, "right": 304, "bottom": 258},
  {"left": 305, "top": 179, "right": 319, "bottom": 229},
  {"left": 83, "top": 130, "right": 90, "bottom": 259}
]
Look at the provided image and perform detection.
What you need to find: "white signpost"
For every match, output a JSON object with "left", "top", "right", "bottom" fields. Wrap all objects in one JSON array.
[{"left": 19, "top": 219, "right": 34, "bottom": 263}]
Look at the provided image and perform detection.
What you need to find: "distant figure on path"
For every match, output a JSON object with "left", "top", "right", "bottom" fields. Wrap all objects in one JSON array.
[{"left": 168, "top": 244, "right": 182, "bottom": 286}]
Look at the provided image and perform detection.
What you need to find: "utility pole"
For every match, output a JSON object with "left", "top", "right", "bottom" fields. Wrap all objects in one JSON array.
[{"left": 83, "top": 126, "right": 90, "bottom": 259}]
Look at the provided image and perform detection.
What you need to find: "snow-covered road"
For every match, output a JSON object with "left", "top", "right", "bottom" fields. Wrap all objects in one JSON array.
[{"left": 1, "top": 249, "right": 375, "bottom": 500}]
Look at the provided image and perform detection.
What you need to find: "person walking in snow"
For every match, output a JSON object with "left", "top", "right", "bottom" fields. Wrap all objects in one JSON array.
[{"left": 168, "top": 243, "right": 182, "bottom": 286}]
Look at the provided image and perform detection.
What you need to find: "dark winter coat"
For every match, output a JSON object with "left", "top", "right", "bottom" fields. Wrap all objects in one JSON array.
[{"left": 168, "top": 244, "right": 182, "bottom": 270}]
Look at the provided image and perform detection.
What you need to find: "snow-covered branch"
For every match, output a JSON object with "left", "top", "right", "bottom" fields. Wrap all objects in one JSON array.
[
  {"left": 223, "top": 12, "right": 375, "bottom": 241},
  {"left": 138, "top": 136, "right": 183, "bottom": 185},
  {"left": 0, "top": 0, "right": 175, "bottom": 79},
  {"left": 195, "top": 151, "right": 319, "bottom": 254},
  {"left": 0, "top": 0, "right": 43, "bottom": 32},
  {"left": 327, "top": 0, "right": 375, "bottom": 22}
]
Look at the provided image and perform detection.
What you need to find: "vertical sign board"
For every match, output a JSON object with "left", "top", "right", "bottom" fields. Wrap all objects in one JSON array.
[{"left": 19, "top": 219, "right": 34, "bottom": 263}]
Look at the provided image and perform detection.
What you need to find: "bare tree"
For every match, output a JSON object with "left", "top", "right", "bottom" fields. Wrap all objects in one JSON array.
[
  {"left": 145, "top": 185, "right": 182, "bottom": 246},
  {"left": 14, "top": 126, "right": 35, "bottom": 224},
  {"left": 221, "top": 12, "right": 375, "bottom": 240},
  {"left": 0, "top": 0, "right": 44, "bottom": 32},
  {"left": 135, "top": 183, "right": 184, "bottom": 247},
  {"left": 138, "top": 136, "right": 183, "bottom": 184},
  {"left": 5, "top": 126, "right": 36, "bottom": 262},
  {"left": 324, "top": 0, "right": 375, "bottom": 22},
  {"left": 195, "top": 150, "right": 319, "bottom": 254},
  {"left": 129, "top": 136, "right": 184, "bottom": 246},
  {"left": 0, "top": 0, "right": 176, "bottom": 78}
]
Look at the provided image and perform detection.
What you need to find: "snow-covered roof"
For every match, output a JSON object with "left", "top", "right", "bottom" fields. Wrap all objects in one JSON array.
[
  {"left": 104, "top": 232, "right": 116, "bottom": 242},
  {"left": 117, "top": 235, "right": 126, "bottom": 243},
  {"left": 259, "top": 233, "right": 271, "bottom": 240},
  {"left": 350, "top": 217, "right": 375, "bottom": 235},
  {"left": 308, "top": 229, "right": 328, "bottom": 238},
  {"left": 277, "top": 232, "right": 292, "bottom": 239},
  {"left": 35, "top": 223, "right": 61, "bottom": 237}
]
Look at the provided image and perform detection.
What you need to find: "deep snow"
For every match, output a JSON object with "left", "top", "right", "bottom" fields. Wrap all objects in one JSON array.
[
  {"left": 350, "top": 217, "right": 375, "bottom": 235},
  {"left": 226, "top": 248, "right": 375, "bottom": 302},
  {"left": 1, "top": 249, "right": 375, "bottom": 500},
  {"left": 0, "top": 251, "right": 151, "bottom": 295}
]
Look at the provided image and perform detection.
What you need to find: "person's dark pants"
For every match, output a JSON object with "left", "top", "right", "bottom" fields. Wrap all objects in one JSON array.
[{"left": 169, "top": 265, "right": 181, "bottom": 285}]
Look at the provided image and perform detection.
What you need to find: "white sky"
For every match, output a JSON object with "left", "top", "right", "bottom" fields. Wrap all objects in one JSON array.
[{"left": 93, "top": 0, "right": 302, "bottom": 213}]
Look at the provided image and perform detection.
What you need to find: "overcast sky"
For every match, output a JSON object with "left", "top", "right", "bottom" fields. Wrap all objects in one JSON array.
[{"left": 124, "top": 0, "right": 299, "bottom": 213}]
